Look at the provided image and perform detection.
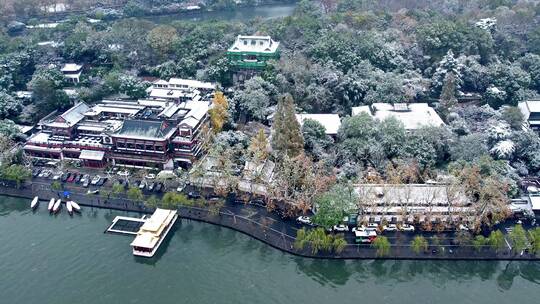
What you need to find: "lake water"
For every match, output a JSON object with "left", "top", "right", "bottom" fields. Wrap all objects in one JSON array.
[
  {"left": 145, "top": 4, "right": 297, "bottom": 23},
  {"left": 1, "top": 196, "right": 539, "bottom": 304}
]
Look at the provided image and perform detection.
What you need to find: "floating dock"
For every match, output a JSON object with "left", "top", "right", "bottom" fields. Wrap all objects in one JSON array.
[{"left": 106, "top": 215, "right": 147, "bottom": 235}]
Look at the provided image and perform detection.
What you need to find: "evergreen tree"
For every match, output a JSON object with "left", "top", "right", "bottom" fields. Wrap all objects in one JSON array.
[
  {"left": 439, "top": 72, "right": 458, "bottom": 120},
  {"left": 271, "top": 94, "right": 304, "bottom": 158}
]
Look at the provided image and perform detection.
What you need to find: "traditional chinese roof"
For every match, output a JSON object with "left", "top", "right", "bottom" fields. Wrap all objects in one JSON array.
[
  {"left": 45, "top": 102, "right": 90, "bottom": 128},
  {"left": 228, "top": 35, "right": 280, "bottom": 53},
  {"left": 352, "top": 103, "right": 444, "bottom": 130},
  {"left": 113, "top": 119, "right": 176, "bottom": 140},
  {"left": 61, "top": 63, "right": 83, "bottom": 72}
]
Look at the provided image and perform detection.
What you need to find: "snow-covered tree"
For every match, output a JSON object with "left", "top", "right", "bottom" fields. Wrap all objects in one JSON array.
[
  {"left": 118, "top": 75, "right": 149, "bottom": 99},
  {"left": 431, "top": 50, "right": 463, "bottom": 96},
  {"left": 484, "top": 86, "right": 507, "bottom": 109},
  {"left": 0, "top": 91, "right": 22, "bottom": 119},
  {"left": 491, "top": 140, "right": 515, "bottom": 159},
  {"left": 230, "top": 76, "right": 277, "bottom": 122}
]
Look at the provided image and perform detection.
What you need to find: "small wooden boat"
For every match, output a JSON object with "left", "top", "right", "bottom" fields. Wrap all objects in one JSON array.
[
  {"left": 48, "top": 198, "right": 55, "bottom": 212},
  {"left": 31, "top": 196, "right": 39, "bottom": 210},
  {"left": 70, "top": 201, "right": 81, "bottom": 213},
  {"left": 53, "top": 199, "right": 62, "bottom": 213},
  {"left": 66, "top": 201, "right": 73, "bottom": 215}
]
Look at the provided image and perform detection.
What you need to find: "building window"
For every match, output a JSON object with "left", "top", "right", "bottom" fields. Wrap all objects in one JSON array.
[
  {"left": 127, "top": 143, "right": 134, "bottom": 149},
  {"left": 117, "top": 142, "right": 125, "bottom": 148},
  {"left": 136, "top": 144, "right": 144, "bottom": 150},
  {"left": 146, "top": 145, "right": 154, "bottom": 150},
  {"left": 251, "top": 40, "right": 256, "bottom": 45},
  {"left": 243, "top": 40, "right": 247, "bottom": 45},
  {"left": 156, "top": 146, "right": 163, "bottom": 152}
]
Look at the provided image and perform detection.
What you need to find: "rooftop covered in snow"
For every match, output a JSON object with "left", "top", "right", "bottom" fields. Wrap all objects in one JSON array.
[
  {"left": 295, "top": 114, "right": 341, "bottom": 135},
  {"left": 227, "top": 35, "right": 280, "bottom": 54},
  {"left": 352, "top": 103, "right": 444, "bottom": 130}
]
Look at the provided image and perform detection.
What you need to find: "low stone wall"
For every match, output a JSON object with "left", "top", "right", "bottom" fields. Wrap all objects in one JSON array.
[{"left": 1, "top": 181, "right": 538, "bottom": 261}]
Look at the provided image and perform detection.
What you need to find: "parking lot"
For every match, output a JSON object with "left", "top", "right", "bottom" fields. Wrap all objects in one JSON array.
[{"left": 30, "top": 166, "right": 174, "bottom": 196}]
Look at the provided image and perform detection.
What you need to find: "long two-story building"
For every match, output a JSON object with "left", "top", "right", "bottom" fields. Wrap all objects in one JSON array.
[{"left": 24, "top": 91, "right": 212, "bottom": 169}]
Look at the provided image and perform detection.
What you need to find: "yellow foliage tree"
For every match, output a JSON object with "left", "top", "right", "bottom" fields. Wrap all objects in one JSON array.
[
  {"left": 209, "top": 91, "right": 228, "bottom": 133},
  {"left": 249, "top": 129, "right": 269, "bottom": 162}
]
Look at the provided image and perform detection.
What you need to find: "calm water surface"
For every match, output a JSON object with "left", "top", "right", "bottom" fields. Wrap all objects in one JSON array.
[
  {"left": 145, "top": 4, "right": 297, "bottom": 23},
  {"left": 1, "top": 196, "right": 539, "bottom": 304}
]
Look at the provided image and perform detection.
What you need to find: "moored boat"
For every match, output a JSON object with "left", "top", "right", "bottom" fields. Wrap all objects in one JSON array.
[
  {"left": 48, "top": 198, "right": 55, "bottom": 212},
  {"left": 70, "top": 201, "right": 81, "bottom": 213},
  {"left": 130, "top": 208, "right": 178, "bottom": 258},
  {"left": 31, "top": 196, "right": 39, "bottom": 210},
  {"left": 66, "top": 201, "right": 73, "bottom": 215},
  {"left": 53, "top": 199, "right": 62, "bottom": 213}
]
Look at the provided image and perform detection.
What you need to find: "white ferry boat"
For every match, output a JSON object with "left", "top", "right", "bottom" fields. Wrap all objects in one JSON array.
[{"left": 130, "top": 209, "right": 178, "bottom": 258}]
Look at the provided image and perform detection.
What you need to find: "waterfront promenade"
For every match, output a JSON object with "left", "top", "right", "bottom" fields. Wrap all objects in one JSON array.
[{"left": 1, "top": 179, "right": 538, "bottom": 261}]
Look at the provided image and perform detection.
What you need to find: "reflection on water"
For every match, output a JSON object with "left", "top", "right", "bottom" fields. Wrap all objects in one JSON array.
[
  {"left": 1, "top": 197, "right": 539, "bottom": 304},
  {"left": 145, "top": 4, "right": 297, "bottom": 24},
  {"left": 293, "top": 254, "right": 540, "bottom": 291}
]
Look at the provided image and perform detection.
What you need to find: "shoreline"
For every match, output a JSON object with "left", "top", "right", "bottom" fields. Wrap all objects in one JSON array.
[
  {"left": 1, "top": 182, "right": 538, "bottom": 261},
  {"left": 12, "top": 1, "right": 298, "bottom": 23}
]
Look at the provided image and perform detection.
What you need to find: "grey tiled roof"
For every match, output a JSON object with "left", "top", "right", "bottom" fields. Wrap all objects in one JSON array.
[{"left": 114, "top": 119, "right": 175, "bottom": 140}]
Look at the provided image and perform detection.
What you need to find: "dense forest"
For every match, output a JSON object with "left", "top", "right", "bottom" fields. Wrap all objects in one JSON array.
[{"left": 1, "top": 0, "right": 540, "bottom": 225}]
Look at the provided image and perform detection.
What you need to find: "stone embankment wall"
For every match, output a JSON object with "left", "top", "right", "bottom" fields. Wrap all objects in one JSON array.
[{"left": 1, "top": 181, "right": 538, "bottom": 261}]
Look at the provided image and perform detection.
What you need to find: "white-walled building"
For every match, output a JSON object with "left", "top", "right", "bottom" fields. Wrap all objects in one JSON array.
[
  {"left": 518, "top": 99, "right": 540, "bottom": 131},
  {"left": 61, "top": 63, "right": 83, "bottom": 84}
]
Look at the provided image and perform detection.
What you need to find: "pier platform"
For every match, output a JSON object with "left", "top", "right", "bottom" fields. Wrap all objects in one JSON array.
[{"left": 106, "top": 216, "right": 147, "bottom": 235}]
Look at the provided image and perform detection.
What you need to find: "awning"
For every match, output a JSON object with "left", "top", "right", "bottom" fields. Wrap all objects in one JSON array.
[{"left": 79, "top": 150, "right": 105, "bottom": 161}]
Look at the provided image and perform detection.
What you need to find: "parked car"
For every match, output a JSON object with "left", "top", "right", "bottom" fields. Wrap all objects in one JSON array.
[
  {"left": 32, "top": 168, "right": 41, "bottom": 178},
  {"left": 139, "top": 181, "right": 146, "bottom": 190},
  {"left": 400, "top": 224, "right": 415, "bottom": 232},
  {"left": 74, "top": 174, "right": 82, "bottom": 183},
  {"left": 148, "top": 182, "right": 156, "bottom": 191},
  {"left": 155, "top": 183, "right": 163, "bottom": 192},
  {"left": 382, "top": 224, "right": 398, "bottom": 232},
  {"left": 354, "top": 229, "right": 377, "bottom": 243},
  {"left": 296, "top": 216, "right": 313, "bottom": 226},
  {"left": 90, "top": 175, "right": 101, "bottom": 185},
  {"left": 83, "top": 179, "right": 91, "bottom": 188},
  {"left": 67, "top": 174, "right": 76, "bottom": 183},
  {"left": 87, "top": 189, "right": 99, "bottom": 195},
  {"left": 188, "top": 191, "right": 201, "bottom": 199},
  {"left": 61, "top": 172, "right": 71, "bottom": 182},
  {"left": 333, "top": 224, "right": 349, "bottom": 232},
  {"left": 44, "top": 170, "right": 53, "bottom": 178},
  {"left": 80, "top": 174, "right": 89, "bottom": 184},
  {"left": 145, "top": 173, "right": 156, "bottom": 179},
  {"left": 117, "top": 170, "right": 130, "bottom": 177},
  {"left": 132, "top": 180, "right": 140, "bottom": 188},
  {"left": 176, "top": 185, "right": 185, "bottom": 192},
  {"left": 250, "top": 199, "right": 266, "bottom": 207},
  {"left": 52, "top": 171, "right": 63, "bottom": 180},
  {"left": 96, "top": 177, "right": 107, "bottom": 186},
  {"left": 459, "top": 224, "right": 470, "bottom": 231},
  {"left": 366, "top": 223, "right": 379, "bottom": 231}
]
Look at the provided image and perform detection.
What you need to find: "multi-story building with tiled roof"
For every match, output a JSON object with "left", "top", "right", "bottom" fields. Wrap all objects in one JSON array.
[
  {"left": 24, "top": 89, "right": 212, "bottom": 169},
  {"left": 227, "top": 35, "right": 280, "bottom": 84}
]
